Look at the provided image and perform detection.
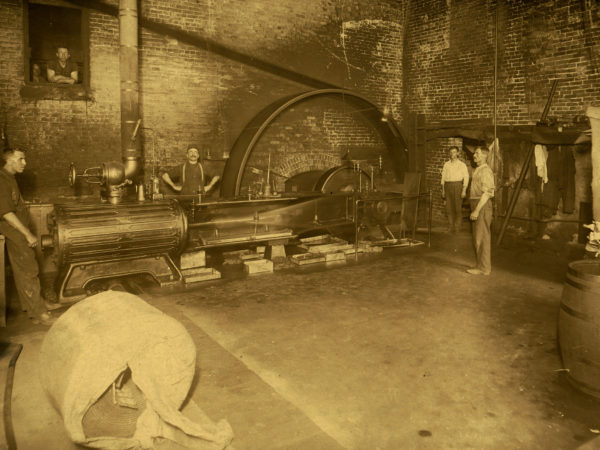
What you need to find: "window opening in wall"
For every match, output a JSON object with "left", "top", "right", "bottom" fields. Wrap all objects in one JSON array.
[{"left": 24, "top": 2, "right": 89, "bottom": 88}]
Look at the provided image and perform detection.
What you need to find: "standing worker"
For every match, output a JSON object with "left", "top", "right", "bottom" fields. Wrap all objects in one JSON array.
[
  {"left": 0, "top": 148, "right": 54, "bottom": 325},
  {"left": 441, "top": 146, "right": 469, "bottom": 233},
  {"left": 467, "top": 146, "right": 495, "bottom": 275},
  {"left": 162, "top": 145, "right": 220, "bottom": 196}
]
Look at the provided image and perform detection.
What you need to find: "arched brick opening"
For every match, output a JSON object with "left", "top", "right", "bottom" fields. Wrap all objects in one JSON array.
[{"left": 220, "top": 89, "right": 408, "bottom": 197}]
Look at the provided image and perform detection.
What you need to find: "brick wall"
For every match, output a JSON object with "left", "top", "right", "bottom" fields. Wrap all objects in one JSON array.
[
  {"left": 2, "top": 0, "right": 599, "bottom": 232},
  {"left": 244, "top": 97, "right": 389, "bottom": 194},
  {"left": 0, "top": 0, "right": 407, "bottom": 200},
  {"left": 0, "top": 1, "right": 122, "bottom": 198},
  {"left": 405, "top": 0, "right": 600, "bottom": 226}
]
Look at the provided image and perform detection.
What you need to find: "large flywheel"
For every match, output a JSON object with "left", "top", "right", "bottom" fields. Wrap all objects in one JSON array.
[{"left": 220, "top": 89, "right": 408, "bottom": 198}]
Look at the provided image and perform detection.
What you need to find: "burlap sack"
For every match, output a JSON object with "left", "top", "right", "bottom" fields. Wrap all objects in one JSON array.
[{"left": 39, "top": 290, "right": 233, "bottom": 449}]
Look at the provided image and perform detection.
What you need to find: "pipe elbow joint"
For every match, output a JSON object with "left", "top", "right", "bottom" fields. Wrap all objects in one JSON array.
[{"left": 122, "top": 156, "right": 140, "bottom": 180}]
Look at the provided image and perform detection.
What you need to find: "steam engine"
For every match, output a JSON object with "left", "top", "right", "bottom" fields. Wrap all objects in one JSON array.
[{"left": 36, "top": 158, "right": 417, "bottom": 304}]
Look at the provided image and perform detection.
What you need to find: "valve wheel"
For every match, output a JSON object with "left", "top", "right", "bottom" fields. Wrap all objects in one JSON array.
[{"left": 68, "top": 163, "right": 77, "bottom": 187}]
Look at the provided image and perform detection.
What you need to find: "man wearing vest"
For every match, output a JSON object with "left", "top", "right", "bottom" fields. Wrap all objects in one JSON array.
[{"left": 162, "top": 145, "right": 220, "bottom": 196}]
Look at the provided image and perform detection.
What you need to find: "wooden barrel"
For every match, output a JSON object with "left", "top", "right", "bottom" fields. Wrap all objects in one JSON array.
[{"left": 558, "top": 259, "right": 600, "bottom": 397}]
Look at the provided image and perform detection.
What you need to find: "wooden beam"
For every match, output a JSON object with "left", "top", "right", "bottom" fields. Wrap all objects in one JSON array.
[{"left": 586, "top": 106, "right": 600, "bottom": 223}]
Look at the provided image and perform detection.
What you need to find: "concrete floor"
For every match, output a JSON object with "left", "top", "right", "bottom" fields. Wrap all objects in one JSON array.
[{"left": 2, "top": 228, "right": 600, "bottom": 449}]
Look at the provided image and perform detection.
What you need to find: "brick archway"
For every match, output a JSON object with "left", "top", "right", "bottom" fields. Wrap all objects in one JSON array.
[
  {"left": 277, "top": 153, "right": 342, "bottom": 179},
  {"left": 220, "top": 89, "right": 408, "bottom": 197}
]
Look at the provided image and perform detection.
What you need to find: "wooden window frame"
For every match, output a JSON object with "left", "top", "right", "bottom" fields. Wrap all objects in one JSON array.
[{"left": 20, "top": 0, "right": 92, "bottom": 101}]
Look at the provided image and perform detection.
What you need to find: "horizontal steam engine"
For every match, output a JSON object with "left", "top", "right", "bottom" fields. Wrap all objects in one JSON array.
[{"left": 37, "top": 159, "right": 420, "bottom": 304}]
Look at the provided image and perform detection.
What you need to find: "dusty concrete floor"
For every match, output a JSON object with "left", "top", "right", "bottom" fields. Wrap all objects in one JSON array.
[{"left": 2, "top": 228, "right": 600, "bottom": 449}]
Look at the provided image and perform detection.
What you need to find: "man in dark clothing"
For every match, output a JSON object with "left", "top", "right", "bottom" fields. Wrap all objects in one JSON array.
[
  {"left": 47, "top": 47, "right": 78, "bottom": 84},
  {"left": 0, "top": 149, "right": 54, "bottom": 325},
  {"left": 162, "top": 145, "right": 220, "bottom": 196}
]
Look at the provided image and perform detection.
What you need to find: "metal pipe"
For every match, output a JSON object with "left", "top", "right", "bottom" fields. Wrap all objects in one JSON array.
[
  {"left": 354, "top": 196, "right": 359, "bottom": 261},
  {"left": 495, "top": 80, "right": 558, "bottom": 246},
  {"left": 120, "top": 0, "right": 141, "bottom": 180},
  {"left": 411, "top": 192, "right": 420, "bottom": 243},
  {"left": 428, "top": 190, "right": 432, "bottom": 248},
  {"left": 496, "top": 214, "right": 582, "bottom": 224},
  {"left": 493, "top": 0, "right": 498, "bottom": 150},
  {"left": 493, "top": 0, "right": 498, "bottom": 224}
]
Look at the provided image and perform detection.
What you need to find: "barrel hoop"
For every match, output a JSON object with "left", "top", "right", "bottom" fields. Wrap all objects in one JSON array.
[
  {"left": 560, "top": 302, "right": 591, "bottom": 322},
  {"left": 568, "top": 263, "right": 600, "bottom": 283},
  {"left": 568, "top": 374, "right": 600, "bottom": 398},
  {"left": 566, "top": 275, "right": 600, "bottom": 294},
  {"left": 567, "top": 354, "right": 600, "bottom": 369}
]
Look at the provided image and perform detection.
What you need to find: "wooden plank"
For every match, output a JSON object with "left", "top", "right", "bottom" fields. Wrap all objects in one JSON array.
[
  {"left": 324, "top": 252, "right": 346, "bottom": 262},
  {"left": 243, "top": 259, "right": 274, "bottom": 274},
  {"left": 587, "top": 106, "right": 600, "bottom": 222},
  {"left": 180, "top": 250, "right": 206, "bottom": 270},
  {"left": 182, "top": 267, "right": 221, "bottom": 284},
  {"left": 290, "top": 253, "right": 326, "bottom": 265}
]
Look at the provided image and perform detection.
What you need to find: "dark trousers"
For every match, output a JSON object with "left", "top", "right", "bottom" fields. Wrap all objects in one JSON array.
[
  {"left": 2, "top": 228, "right": 45, "bottom": 318},
  {"left": 444, "top": 181, "right": 464, "bottom": 231},
  {"left": 470, "top": 200, "right": 493, "bottom": 273}
]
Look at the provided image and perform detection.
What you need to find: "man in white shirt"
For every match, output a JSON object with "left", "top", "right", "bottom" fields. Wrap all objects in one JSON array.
[{"left": 441, "top": 146, "right": 469, "bottom": 233}]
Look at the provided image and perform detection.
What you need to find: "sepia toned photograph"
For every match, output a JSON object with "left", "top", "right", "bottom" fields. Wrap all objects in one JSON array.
[{"left": 1, "top": 0, "right": 600, "bottom": 448}]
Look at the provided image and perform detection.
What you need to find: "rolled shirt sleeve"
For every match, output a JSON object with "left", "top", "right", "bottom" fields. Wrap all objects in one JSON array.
[
  {"left": 481, "top": 166, "right": 495, "bottom": 197},
  {"left": 0, "top": 198, "right": 13, "bottom": 217},
  {"left": 470, "top": 165, "right": 495, "bottom": 199},
  {"left": 0, "top": 177, "right": 15, "bottom": 217}
]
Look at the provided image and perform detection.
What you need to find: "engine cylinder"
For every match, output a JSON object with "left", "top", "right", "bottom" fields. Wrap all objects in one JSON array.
[{"left": 49, "top": 200, "right": 188, "bottom": 267}]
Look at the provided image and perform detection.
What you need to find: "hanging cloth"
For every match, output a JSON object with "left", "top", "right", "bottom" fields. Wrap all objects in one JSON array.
[{"left": 534, "top": 144, "right": 548, "bottom": 191}]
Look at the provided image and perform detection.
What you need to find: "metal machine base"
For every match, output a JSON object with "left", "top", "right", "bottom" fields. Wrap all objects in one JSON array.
[{"left": 57, "top": 254, "right": 182, "bottom": 303}]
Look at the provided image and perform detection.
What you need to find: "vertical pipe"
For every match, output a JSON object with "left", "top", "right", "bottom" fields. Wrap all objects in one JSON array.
[
  {"left": 411, "top": 192, "right": 419, "bottom": 242},
  {"left": 354, "top": 197, "right": 359, "bottom": 261},
  {"left": 493, "top": 1, "right": 498, "bottom": 149},
  {"left": 120, "top": 0, "right": 140, "bottom": 179},
  {"left": 428, "top": 190, "right": 432, "bottom": 248},
  {"left": 492, "top": 1, "right": 499, "bottom": 234}
]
